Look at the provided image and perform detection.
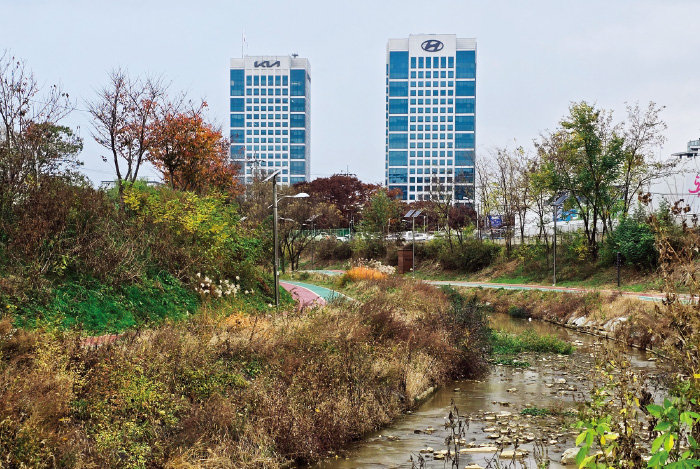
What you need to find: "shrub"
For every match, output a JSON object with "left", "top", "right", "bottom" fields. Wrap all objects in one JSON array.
[
  {"left": 350, "top": 237, "right": 387, "bottom": 260},
  {"left": 434, "top": 238, "right": 501, "bottom": 272},
  {"left": 600, "top": 217, "right": 658, "bottom": 270},
  {"left": 315, "top": 238, "right": 351, "bottom": 261}
]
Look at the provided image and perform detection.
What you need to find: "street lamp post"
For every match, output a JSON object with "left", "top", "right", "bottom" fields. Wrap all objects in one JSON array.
[
  {"left": 264, "top": 170, "right": 309, "bottom": 308},
  {"left": 550, "top": 194, "right": 567, "bottom": 287}
]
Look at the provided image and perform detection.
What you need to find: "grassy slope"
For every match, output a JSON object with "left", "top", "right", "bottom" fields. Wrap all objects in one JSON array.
[{"left": 0, "top": 277, "right": 488, "bottom": 468}]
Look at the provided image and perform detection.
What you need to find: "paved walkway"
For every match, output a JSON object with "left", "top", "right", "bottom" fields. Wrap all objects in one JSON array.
[
  {"left": 302, "top": 270, "right": 671, "bottom": 303},
  {"left": 425, "top": 280, "right": 668, "bottom": 302},
  {"left": 280, "top": 280, "right": 347, "bottom": 308}
]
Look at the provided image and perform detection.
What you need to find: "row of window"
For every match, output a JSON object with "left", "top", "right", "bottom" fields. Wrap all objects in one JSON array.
[
  {"left": 388, "top": 133, "right": 475, "bottom": 148},
  {"left": 230, "top": 69, "right": 307, "bottom": 95},
  {"left": 388, "top": 98, "right": 475, "bottom": 114},
  {"left": 242, "top": 175, "right": 306, "bottom": 185},
  {"left": 387, "top": 150, "right": 474, "bottom": 163},
  {"left": 246, "top": 75, "right": 288, "bottom": 86},
  {"left": 231, "top": 114, "right": 306, "bottom": 128},
  {"left": 388, "top": 50, "right": 476, "bottom": 79}
]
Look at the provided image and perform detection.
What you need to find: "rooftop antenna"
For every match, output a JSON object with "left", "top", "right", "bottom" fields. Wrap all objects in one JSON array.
[{"left": 291, "top": 52, "right": 299, "bottom": 58}]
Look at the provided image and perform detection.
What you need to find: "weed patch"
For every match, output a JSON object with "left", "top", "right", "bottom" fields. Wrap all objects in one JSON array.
[{"left": 490, "top": 329, "right": 574, "bottom": 355}]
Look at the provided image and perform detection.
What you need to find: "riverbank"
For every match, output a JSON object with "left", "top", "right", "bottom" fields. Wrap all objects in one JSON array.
[
  {"left": 318, "top": 313, "right": 660, "bottom": 469},
  {"left": 462, "top": 287, "right": 660, "bottom": 351},
  {"left": 0, "top": 276, "right": 489, "bottom": 468}
]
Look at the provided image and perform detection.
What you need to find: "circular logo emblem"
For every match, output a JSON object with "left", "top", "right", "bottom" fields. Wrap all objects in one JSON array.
[{"left": 421, "top": 39, "right": 444, "bottom": 52}]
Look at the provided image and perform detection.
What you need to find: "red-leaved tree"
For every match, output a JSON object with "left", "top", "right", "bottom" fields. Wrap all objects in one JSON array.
[{"left": 148, "top": 102, "right": 242, "bottom": 197}]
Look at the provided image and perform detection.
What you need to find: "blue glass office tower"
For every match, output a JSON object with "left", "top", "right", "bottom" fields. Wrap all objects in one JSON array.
[
  {"left": 386, "top": 35, "right": 476, "bottom": 204},
  {"left": 229, "top": 55, "right": 311, "bottom": 185}
]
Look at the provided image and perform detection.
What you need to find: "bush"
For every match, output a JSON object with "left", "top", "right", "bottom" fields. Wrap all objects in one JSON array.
[
  {"left": 432, "top": 238, "right": 501, "bottom": 272},
  {"left": 601, "top": 217, "right": 658, "bottom": 270},
  {"left": 315, "top": 238, "right": 351, "bottom": 261},
  {"left": 350, "top": 237, "right": 387, "bottom": 261}
]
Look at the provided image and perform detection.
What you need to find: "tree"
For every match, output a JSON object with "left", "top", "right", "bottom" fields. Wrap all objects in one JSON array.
[
  {"left": 0, "top": 51, "right": 80, "bottom": 216},
  {"left": 87, "top": 69, "right": 165, "bottom": 203},
  {"left": 491, "top": 146, "right": 526, "bottom": 252},
  {"left": 148, "top": 101, "right": 242, "bottom": 197},
  {"left": 537, "top": 101, "right": 625, "bottom": 258},
  {"left": 360, "top": 190, "right": 403, "bottom": 239},
  {"left": 619, "top": 102, "right": 672, "bottom": 218},
  {"left": 526, "top": 157, "right": 553, "bottom": 246},
  {"left": 294, "top": 174, "right": 380, "bottom": 228},
  {"left": 278, "top": 197, "right": 341, "bottom": 271}
]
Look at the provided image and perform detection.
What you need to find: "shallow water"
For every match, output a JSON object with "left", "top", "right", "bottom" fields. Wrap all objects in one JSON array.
[{"left": 313, "top": 314, "right": 658, "bottom": 469}]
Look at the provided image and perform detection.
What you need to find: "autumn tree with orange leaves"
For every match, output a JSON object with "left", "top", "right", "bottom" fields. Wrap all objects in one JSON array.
[{"left": 148, "top": 102, "right": 242, "bottom": 197}]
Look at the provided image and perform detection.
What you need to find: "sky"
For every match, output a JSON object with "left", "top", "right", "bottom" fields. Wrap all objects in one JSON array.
[{"left": 1, "top": 0, "right": 699, "bottom": 185}]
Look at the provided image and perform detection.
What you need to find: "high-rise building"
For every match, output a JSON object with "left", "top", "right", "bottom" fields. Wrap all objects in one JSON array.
[
  {"left": 385, "top": 34, "right": 476, "bottom": 204},
  {"left": 229, "top": 55, "right": 311, "bottom": 185}
]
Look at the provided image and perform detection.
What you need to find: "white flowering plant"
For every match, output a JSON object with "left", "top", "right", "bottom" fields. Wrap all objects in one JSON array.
[{"left": 194, "top": 273, "right": 242, "bottom": 298}]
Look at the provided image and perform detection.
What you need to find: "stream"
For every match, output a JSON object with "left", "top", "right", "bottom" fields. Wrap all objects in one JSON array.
[{"left": 314, "top": 313, "right": 661, "bottom": 469}]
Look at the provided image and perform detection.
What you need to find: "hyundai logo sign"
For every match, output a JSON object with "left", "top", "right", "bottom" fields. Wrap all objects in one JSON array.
[{"left": 421, "top": 39, "right": 444, "bottom": 52}]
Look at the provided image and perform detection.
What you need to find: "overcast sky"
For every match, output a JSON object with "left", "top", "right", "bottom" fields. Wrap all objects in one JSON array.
[{"left": 2, "top": 0, "right": 699, "bottom": 185}]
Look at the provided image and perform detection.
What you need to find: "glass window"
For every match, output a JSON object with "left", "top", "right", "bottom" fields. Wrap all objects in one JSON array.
[
  {"left": 230, "top": 129, "right": 245, "bottom": 143},
  {"left": 456, "top": 50, "right": 476, "bottom": 79},
  {"left": 411, "top": 57, "right": 416, "bottom": 68},
  {"left": 388, "top": 133, "right": 408, "bottom": 149},
  {"left": 440, "top": 57, "right": 446, "bottom": 68},
  {"left": 388, "top": 167, "right": 408, "bottom": 184},
  {"left": 230, "top": 98, "right": 244, "bottom": 112},
  {"left": 418, "top": 57, "right": 424, "bottom": 68},
  {"left": 389, "top": 51, "right": 409, "bottom": 79},
  {"left": 389, "top": 81, "right": 408, "bottom": 97},
  {"left": 290, "top": 98, "right": 305, "bottom": 112},
  {"left": 290, "top": 176, "right": 305, "bottom": 184},
  {"left": 448, "top": 56, "right": 454, "bottom": 68},
  {"left": 230, "top": 69, "right": 244, "bottom": 96},
  {"left": 290, "top": 145, "right": 305, "bottom": 159},
  {"left": 290, "top": 69, "right": 306, "bottom": 96},
  {"left": 290, "top": 129, "right": 305, "bottom": 144},
  {"left": 389, "top": 115, "right": 408, "bottom": 131},
  {"left": 455, "top": 98, "right": 476, "bottom": 113},
  {"left": 455, "top": 133, "right": 475, "bottom": 149},
  {"left": 388, "top": 150, "right": 408, "bottom": 166},
  {"left": 455, "top": 115, "right": 475, "bottom": 131},
  {"left": 388, "top": 98, "right": 408, "bottom": 114},
  {"left": 230, "top": 113, "right": 245, "bottom": 128},
  {"left": 290, "top": 161, "right": 306, "bottom": 174},
  {"left": 455, "top": 150, "right": 474, "bottom": 166},
  {"left": 290, "top": 114, "right": 305, "bottom": 128},
  {"left": 230, "top": 145, "right": 245, "bottom": 157}
]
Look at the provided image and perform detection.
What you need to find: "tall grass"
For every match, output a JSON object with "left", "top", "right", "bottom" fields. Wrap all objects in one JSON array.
[
  {"left": 0, "top": 277, "right": 488, "bottom": 468},
  {"left": 490, "top": 329, "right": 574, "bottom": 355}
]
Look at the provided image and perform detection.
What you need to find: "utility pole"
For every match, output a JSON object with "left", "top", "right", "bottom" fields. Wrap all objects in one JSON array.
[
  {"left": 553, "top": 208, "right": 557, "bottom": 286},
  {"left": 272, "top": 174, "right": 280, "bottom": 307}
]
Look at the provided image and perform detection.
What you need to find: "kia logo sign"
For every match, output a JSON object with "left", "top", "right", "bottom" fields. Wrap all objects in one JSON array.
[
  {"left": 421, "top": 40, "right": 444, "bottom": 52},
  {"left": 254, "top": 60, "right": 280, "bottom": 68}
]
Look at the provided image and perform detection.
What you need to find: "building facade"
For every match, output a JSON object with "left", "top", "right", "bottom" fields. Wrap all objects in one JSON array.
[
  {"left": 672, "top": 138, "right": 700, "bottom": 159},
  {"left": 229, "top": 55, "right": 311, "bottom": 185},
  {"left": 385, "top": 34, "right": 476, "bottom": 204}
]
